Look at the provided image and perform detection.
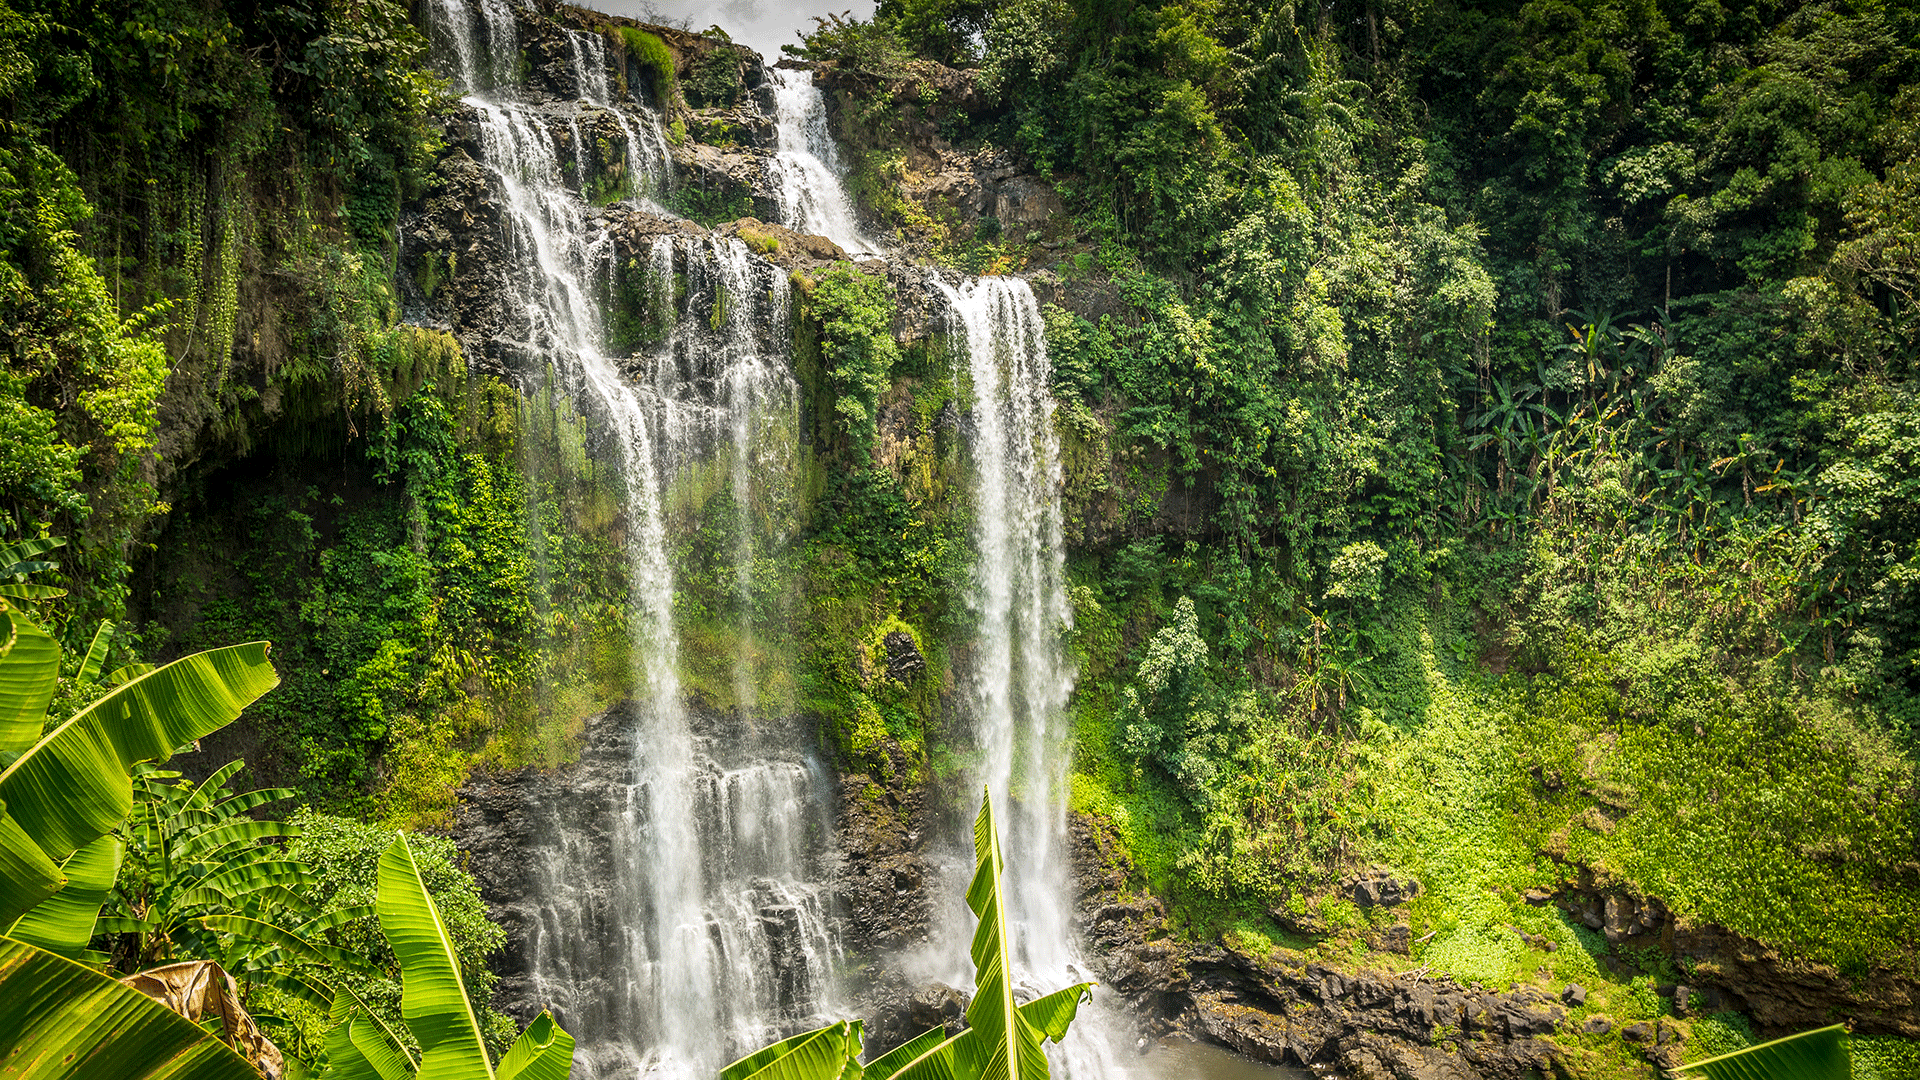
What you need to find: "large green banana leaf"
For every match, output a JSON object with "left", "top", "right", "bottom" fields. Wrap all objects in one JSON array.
[
  {"left": 7, "top": 834, "right": 121, "bottom": 957},
  {"left": 0, "top": 803, "right": 64, "bottom": 923},
  {"left": 866, "top": 1028, "right": 953, "bottom": 1080},
  {"left": 718, "top": 1021, "right": 863, "bottom": 1080},
  {"left": 497, "top": 1011, "right": 578, "bottom": 1080},
  {"left": 0, "top": 602, "right": 60, "bottom": 753},
  {"left": 1674, "top": 1023, "right": 1849, "bottom": 1080},
  {"left": 0, "top": 934, "right": 258, "bottom": 1080},
  {"left": 885, "top": 791, "right": 1093, "bottom": 1080},
  {"left": 0, "top": 640, "right": 279, "bottom": 926},
  {"left": 379, "top": 833, "right": 501, "bottom": 1080}
]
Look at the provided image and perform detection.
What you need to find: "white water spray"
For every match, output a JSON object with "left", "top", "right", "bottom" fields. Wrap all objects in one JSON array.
[{"left": 769, "top": 68, "right": 877, "bottom": 256}]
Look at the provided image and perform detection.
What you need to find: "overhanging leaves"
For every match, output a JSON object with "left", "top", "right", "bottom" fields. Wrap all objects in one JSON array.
[
  {"left": 0, "top": 640, "right": 279, "bottom": 926},
  {"left": 0, "top": 934, "right": 258, "bottom": 1080},
  {"left": 1674, "top": 1023, "right": 1850, "bottom": 1080}
]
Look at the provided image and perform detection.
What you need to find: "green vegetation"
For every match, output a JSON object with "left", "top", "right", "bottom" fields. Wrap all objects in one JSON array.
[
  {"left": 4, "top": 0, "right": 1919, "bottom": 1073},
  {"left": 1675, "top": 1023, "right": 1850, "bottom": 1080},
  {"left": 617, "top": 27, "right": 679, "bottom": 106}
]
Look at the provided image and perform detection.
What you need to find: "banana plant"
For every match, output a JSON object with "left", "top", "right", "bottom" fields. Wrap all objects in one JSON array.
[
  {"left": 0, "top": 934, "right": 259, "bottom": 1080},
  {"left": 0, "top": 536, "right": 67, "bottom": 603},
  {"left": 0, "top": 595, "right": 281, "bottom": 934},
  {"left": 105, "top": 762, "right": 310, "bottom": 964},
  {"left": 718, "top": 1021, "right": 865, "bottom": 1080},
  {"left": 725, "top": 788, "right": 1093, "bottom": 1080},
  {"left": 1673, "top": 1023, "right": 1849, "bottom": 1080},
  {"left": 873, "top": 788, "right": 1094, "bottom": 1080},
  {"left": 320, "top": 833, "right": 574, "bottom": 1080}
]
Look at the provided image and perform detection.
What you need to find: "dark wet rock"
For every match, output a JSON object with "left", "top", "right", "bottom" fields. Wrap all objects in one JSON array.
[
  {"left": 883, "top": 631, "right": 926, "bottom": 683},
  {"left": 1621, "top": 1022, "right": 1653, "bottom": 1044},
  {"left": 1584, "top": 1016, "right": 1612, "bottom": 1034},
  {"left": 1374, "top": 921, "right": 1413, "bottom": 956},
  {"left": 830, "top": 746, "right": 932, "bottom": 956},
  {"left": 1066, "top": 812, "right": 1567, "bottom": 1078},
  {"left": 1343, "top": 868, "right": 1423, "bottom": 908},
  {"left": 453, "top": 703, "right": 638, "bottom": 1027},
  {"left": 1545, "top": 867, "right": 1920, "bottom": 1038},
  {"left": 1561, "top": 983, "right": 1587, "bottom": 1007}
]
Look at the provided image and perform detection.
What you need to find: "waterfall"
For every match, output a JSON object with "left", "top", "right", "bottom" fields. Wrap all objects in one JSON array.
[
  {"left": 938, "top": 276, "right": 1136, "bottom": 1075},
  {"left": 421, "top": 3, "right": 838, "bottom": 1076},
  {"left": 769, "top": 68, "right": 876, "bottom": 256}
]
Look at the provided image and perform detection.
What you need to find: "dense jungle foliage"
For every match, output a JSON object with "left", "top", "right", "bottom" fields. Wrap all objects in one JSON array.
[
  {"left": 2, "top": 0, "right": 1919, "bottom": 1072},
  {"left": 795, "top": 0, "right": 1920, "bottom": 1061}
]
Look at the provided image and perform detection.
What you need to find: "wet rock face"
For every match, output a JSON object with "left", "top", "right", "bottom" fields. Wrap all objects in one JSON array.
[
  {"left": 1551, "top": 870, "right": 1919, "bottom": 1039},
  {"left": 883, "top": 631, "right": 925, "bottom": 683},
  {"left": 454, "top": 703, "right": 640, "bottom": 1026},
  {"left": 1066, "top": 812, "right": 1571, "bottom": 1080},
  {"left": 829, "top": 740, "right": 933, "bottom": 958}
]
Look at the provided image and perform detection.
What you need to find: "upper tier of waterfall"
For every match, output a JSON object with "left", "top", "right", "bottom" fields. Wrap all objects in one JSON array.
[{"left": 770, "top": 68, "right": 878, "bottom": 257}]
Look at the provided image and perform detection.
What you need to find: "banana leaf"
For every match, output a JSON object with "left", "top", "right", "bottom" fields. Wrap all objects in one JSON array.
[
  {"left": 0, "top": 603, "right": 59, "bottom": 753},
  {"left": 80, "top": 621, "right": 114, "bottom": 684},
  {"left": 889, "top": 791, "right": 1092, "bottom": 1080},
  {"left": 8, "top": 834, "right": 122, "bottom": 957},
  {"left": 1674, "top": 1023, "right": 1849, "bottom": 1080},
  {"left": 0, "top": 803, "right": 64, "bottom": 925},
  {"left": 865, "top": 1028, "right": 951, "bottom": 1080},
  {"left": 379, "top": 833, "right": 498, "bottom": 1080},
  {"left": 320, "top": 988, "right": 417, "bottom": 1080},
  {"left": 953, "top": 791, "right": 1082, "bottom": 1080},
  {"left": 0, "top": 640, "right": 279, "bottom": 926},
  {"left": 122, "top": 959, "right": 288, "bottom": 1080},
  {"left": 497, "top": 1011, "right": 576, "bottom": 1080},
  {"left": 718, "top": 1021, "right": 862, "bottom": 1080},
  {"left": 201, "top": 914, "right": 373, "bottom": 973},
  {"left": 0, "top": 934, "right": 257, "bottom": 1080},
  {"left": 0, "top": 584, "right": 69, "bottom": 600},
  {"left": 0, "top": 536, "right": 64, "bottom": 578}
]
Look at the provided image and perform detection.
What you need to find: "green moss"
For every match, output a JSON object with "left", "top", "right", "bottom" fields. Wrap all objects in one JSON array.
[
  {"left": 616, "top": 27, "right": 678, "bottom": 105},
  {"left": 682, "top": 46, "right": 743, "bottom": 109}
]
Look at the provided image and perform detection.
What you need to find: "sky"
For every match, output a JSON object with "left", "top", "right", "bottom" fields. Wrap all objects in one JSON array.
[{"left": 574, "top": 1, "right": 879, "bottom": 66}]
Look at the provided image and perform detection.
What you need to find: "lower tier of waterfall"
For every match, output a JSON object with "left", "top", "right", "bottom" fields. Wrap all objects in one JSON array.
[{"left": 463, "top": 704, "right": 842, "bottom": 1080}]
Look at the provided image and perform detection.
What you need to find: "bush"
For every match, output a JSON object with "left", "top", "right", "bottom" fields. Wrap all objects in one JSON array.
[{"left": 286, "top": 811, "right": 515, "bottom": 1055}]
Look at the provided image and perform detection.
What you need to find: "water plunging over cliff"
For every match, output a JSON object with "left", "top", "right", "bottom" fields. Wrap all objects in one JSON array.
[
  {"left": 937, "top": 276, "right": 1132, "bottom": 1074},
  {"left": 422, "top": 3, "right": 837, "bottom": 1076},
  {"left": 770, "top": 68, "right": 876, "bottom": 256}
]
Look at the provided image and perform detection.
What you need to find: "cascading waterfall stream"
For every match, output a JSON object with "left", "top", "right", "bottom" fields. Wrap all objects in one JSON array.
[
  {"left": 770, "top": 68, "right": 877, "bottom": 256},
  {"left": 419, "top": 2, "right": 837, "bottom": 1076},
  {"left": 938, "top": 275, "right": 1137, "bottom": 1075}
]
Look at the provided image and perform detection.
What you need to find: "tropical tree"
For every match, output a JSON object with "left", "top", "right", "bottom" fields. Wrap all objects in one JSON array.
[
  {"left": 0, "top": 587, "right": 284, "bottom": 1079},
  {"left": 721, "top": 788, "right": 1093, "bottom": 1080},
  {"left": 99, "top": 760, "right": 380, "bottom": 1022}
]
